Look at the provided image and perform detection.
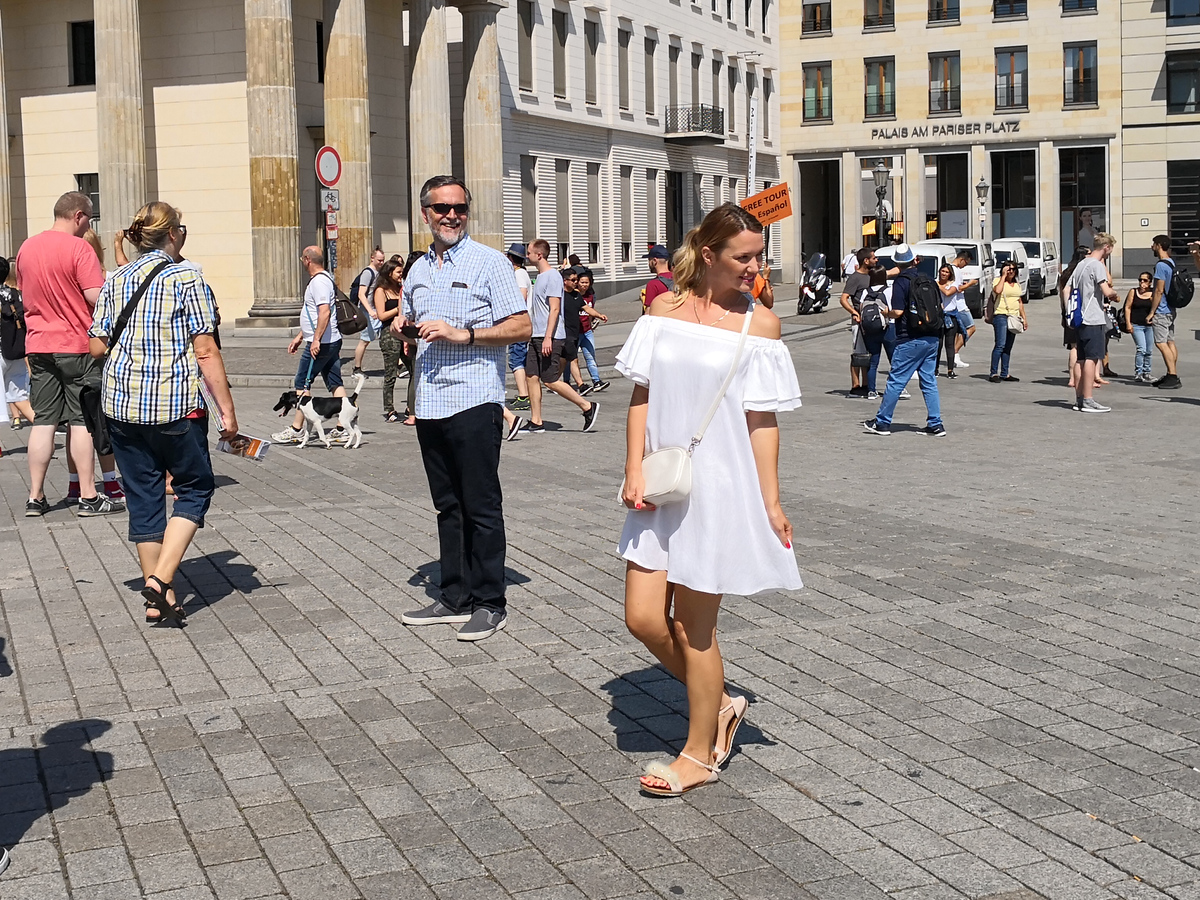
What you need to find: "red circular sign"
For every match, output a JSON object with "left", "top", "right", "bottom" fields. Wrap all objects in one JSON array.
[{"left": 315, "top": 146, "right": 342, "bottom": 188}]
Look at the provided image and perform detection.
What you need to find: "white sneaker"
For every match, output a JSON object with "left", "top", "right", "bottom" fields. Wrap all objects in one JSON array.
[
  {"left": 1078, "top": 398, "right": 1111, "bottom": 414},
  {"left": 899, "top": 389, "right": 911, "bottom": 400},
  {"left": 271, "top": 427, "right": 304, "bottom": 444},
  {"left": 955, "top": 354, "right": 969, "bottom": 368}
]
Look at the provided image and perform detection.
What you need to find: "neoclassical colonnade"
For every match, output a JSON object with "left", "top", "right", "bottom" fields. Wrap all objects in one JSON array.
[{"left": 0, "top": 0, "right": 505, "bottom": 318}]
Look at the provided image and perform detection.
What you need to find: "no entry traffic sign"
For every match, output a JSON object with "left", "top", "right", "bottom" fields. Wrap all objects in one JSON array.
[{"left": 315, "top": 146, "right": 342, "bottom": 188}]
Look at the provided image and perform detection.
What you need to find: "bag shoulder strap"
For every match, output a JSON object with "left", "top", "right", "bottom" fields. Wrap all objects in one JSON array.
[
  {"left": 106, "top": 259, "right": 173, "bottom": 359},
  {"left": 689, "top": 297, "right": 755, "bottom": 454}
]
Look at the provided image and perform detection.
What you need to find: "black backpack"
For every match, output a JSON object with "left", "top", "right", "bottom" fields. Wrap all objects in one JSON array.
[
  {"left": 0, "top": 286, "right": 25, "bottom": 361},
  {"left": 901, "top": 271, "right": 943, "bottom": 336},
  {"left": 348, "top": 266, "right": 376, "bottom": 310},
  {"left": 1165, "top": 259, "right": 1194, "bottom": 310},
  {"left": 858, "top": 287, "right": 888, "bottom": 336}
]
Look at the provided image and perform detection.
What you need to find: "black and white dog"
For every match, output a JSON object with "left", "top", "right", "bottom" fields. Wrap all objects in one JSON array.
[{"left": 273, "top": 372, "right": 366, "bottom": 449}]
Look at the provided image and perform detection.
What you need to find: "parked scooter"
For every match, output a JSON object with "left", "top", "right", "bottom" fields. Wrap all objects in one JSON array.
[{"left": 797, "top": 252, "right": 831, "bottom": 315}]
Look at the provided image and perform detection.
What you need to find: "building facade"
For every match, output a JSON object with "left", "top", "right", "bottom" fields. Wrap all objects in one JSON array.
[
  {"left": 779, "top": 0, "right": 1125, "bottom": 277},
  {"left": 0, "top": 0, "right": 779, "bottom": 324}
]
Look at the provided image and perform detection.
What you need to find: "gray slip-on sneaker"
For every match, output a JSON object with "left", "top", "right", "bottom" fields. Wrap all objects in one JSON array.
[{"left": 457, "top": 607, "right": 508, "bottom": 642}]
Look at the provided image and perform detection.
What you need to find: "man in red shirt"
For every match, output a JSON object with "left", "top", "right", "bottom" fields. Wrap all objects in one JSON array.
[
  {"left": 641, "top": 245, "right": 674, "bottom": 312},
  {"left": 15, "top": 192, "right": 125, "bottom": 517}
]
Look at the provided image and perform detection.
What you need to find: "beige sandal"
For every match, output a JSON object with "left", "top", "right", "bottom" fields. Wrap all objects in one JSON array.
[
  {"left": 640, "top": 753, "right": 719, "bottom": 797},
  {"left": 714, "top": 695, "right": 748, "bottom": 767}
]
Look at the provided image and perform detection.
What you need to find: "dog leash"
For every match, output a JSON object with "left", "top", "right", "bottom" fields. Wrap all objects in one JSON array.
[{"left": 303, "top": 354, "right": 316, "bottom": 392}]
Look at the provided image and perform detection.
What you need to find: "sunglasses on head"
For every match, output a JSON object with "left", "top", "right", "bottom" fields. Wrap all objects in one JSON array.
[{"left": 424, "top": 203, "right": 470, "bottom": 216}]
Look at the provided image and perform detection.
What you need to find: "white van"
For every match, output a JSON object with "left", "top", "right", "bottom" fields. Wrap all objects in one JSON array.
[
  {"left": 941, "top": 240, "right": 995, "bottom": 316},
  {"left": 991, "top": 240, "right": 1031, "bottom": 300},
  {"left": 1015, "top": 238, "right": 1060, "bottom": 298}
]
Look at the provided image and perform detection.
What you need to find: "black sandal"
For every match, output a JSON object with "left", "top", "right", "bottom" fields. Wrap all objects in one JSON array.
[{"left": 141, "top": 574, "right": 186, "bottom": 627}]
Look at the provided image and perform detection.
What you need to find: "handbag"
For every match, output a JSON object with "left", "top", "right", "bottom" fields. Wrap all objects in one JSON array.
[
  {"left": 1007, "top": 314, "right": 1025, "bottom": 334},
  {"left": 619, "top": 302, "right": 754, "bottom": 507},
  {"left": 83, "top": 260, "right": 173, "bottom": 455}
]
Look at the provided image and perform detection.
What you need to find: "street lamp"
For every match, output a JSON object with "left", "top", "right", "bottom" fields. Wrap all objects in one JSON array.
[
  {"left": 975, "top": 176, "right": 990, "bottom": 242},
  {"left": 873, "top": 161, "right": 889, "bottom": 249}
]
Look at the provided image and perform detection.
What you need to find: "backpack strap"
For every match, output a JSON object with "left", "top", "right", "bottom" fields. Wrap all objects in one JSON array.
[{"left": 106, "top": 259, "right": 173, "bottom": 359}]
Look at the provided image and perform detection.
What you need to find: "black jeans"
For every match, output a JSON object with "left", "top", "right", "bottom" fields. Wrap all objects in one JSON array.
[{"left": 415, "top": 402, "right": 506, "bottom": 613}]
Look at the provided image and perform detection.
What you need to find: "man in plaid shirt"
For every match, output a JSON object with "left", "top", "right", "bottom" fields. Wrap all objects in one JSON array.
[{"left": 397, "top": 176, "right": 532, "bottom": 642}]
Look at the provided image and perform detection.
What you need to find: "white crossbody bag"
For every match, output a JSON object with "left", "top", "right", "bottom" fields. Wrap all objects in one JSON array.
[{"left": 620, "top": 304, "right": 754, "bottom": 507}]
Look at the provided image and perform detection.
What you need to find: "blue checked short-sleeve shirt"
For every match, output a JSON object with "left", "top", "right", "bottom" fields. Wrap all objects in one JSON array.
[
  {"left": 403, "top": 236, "right": 528, "bottom": 420},
  {"left": 89, "top": 251, "right": 216, "bottom": 424}
]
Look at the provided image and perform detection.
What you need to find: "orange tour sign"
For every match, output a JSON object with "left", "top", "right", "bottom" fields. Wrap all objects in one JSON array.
[{"left": 741, "top": 184, "right": 792, "bottom": 226}]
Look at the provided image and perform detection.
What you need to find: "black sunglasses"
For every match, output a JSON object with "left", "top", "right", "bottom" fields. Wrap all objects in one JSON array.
[{"left": 424, "top": 203, "right": 470, "bottom": 216}]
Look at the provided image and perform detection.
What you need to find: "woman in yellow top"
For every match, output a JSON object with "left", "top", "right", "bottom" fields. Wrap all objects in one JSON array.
[{"left": 986, "top": 261, "right": 1028, "bottom": 383}]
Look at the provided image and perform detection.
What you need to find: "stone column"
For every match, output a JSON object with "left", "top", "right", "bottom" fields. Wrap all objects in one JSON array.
[
  {"left": 0, "top": 5, "right": 12, "bottom": 258},
  {"left": 461, "top": 2, "right": 505, "bottom": 251},
  {"left": 841, "top": 150, "right": 859, "bottom": 253},
  {"left": 904, "top": 147, "right": 923, "bottom": 246},
  {"left": 1038, "top": 140, "right": 1058, "bottom": 248},
  {"left": 95, "top": 0, "right": 148, "bottom": 249},
  {"left": 245, "top": 0, "right": 303, "bottom": 317},
  {"left": 324, "top": 0, "right": 372, "bottom": 290},
  {"left": 971, "top": 143, "right": 989, "bottom": 242},
  {"left": 408, "top": 0, "right": 453, "bottom": 249}
]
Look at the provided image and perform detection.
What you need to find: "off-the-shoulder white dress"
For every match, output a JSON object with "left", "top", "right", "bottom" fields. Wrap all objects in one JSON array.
[{"left": 616, "top": 313, "right": 803, "bottom": 596}]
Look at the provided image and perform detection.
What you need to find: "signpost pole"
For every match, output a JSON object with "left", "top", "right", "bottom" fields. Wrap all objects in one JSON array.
[{"left": 747, "top": 96, "right": 759, "bottom": 199}]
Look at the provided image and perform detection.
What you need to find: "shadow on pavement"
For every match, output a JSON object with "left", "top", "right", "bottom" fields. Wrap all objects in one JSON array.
[
  {"left": 600, "top": 669, "right": 775, "bottom": 763},
  {"left": 1032, "top": 399, "right": 1078, "bottom": 409},
  {"left": 407, "top": 561, "right": 531, "bottom": 602},
  {"left": 1143, "top": 394, "right": 1200, "bottom": 405},
  {"left": 121, "top": 549, "right": 262, "bottom": 616},
  {"left": 0, "top": 720, "right": 113, "bottom": 856},
  {"left": 0, "top": 636, "right": 11, "bottom": 677}
]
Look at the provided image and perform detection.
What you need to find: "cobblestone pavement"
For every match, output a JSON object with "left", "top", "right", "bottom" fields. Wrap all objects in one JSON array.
[{"left": 1, "top": 298, "right": 1198, "bottom": 900}]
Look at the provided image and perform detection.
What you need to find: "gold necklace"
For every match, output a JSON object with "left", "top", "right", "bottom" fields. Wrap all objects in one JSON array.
[{"left": 692, "top": 297, "right": 735, "bottom": 327}]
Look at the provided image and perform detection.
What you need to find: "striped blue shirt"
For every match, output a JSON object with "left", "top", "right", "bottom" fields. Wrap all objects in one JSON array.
[
  {"left": 89, "top": 251, "right": 216, "bottom": 424},
  {"left": 404, "top": 236, "right": 527, "bottom": 420}
]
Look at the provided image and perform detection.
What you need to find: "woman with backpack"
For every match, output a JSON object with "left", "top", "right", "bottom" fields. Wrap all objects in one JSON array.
[
  {"left": 0, "top": 260, "right": 34, "bottom": 428},
  {"left": 858, "top": 265, "right": 893, "bottom": 400},
  {"left": 986, "top": 261, "right": 1028, "bottom": 383}
]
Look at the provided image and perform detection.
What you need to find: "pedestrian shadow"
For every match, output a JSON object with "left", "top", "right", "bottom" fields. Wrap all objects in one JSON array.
[
  {"left": 0, "top": 445, "right": 26, "bottom": 456},
  {"left": 213, "top": 474, "right": 239, "bottom": 488},
  {"left": 1032, "top": 377, "right": 1070, "bottom": 386},
  {"left": 121, "top": 549, "right": 262, "bottom": 617},
  {"left": 600, "top": 669, "right": 775, "bottom": 763},
  {"left": 1032, "top": 399, "right": 1079, "bottom": 409},
  {"left": 0, "top": 636, "right": 11, "bottom": 677},
  {"left": 406, "top": 560, "right": 531, "bottom": 601},
  {"left": 0, "top": 720, "right": 113, "bottom": 854},
  {"left": 1142, "top": 395, "right": 1200, "bottom": 405}
]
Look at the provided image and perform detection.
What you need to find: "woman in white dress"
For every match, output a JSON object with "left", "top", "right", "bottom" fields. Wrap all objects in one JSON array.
[{"left": 617, "top": 204, "right": 802, "bottom": 796}]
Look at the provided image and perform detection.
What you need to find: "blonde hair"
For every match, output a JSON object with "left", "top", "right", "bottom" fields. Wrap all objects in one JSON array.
[
  {"left": 1093, "top": 232, "right": 1116, "bottom": 250},
  {"left": 4, "top": 259, "right": 15, "bottom": 289},
  {"left": 672, "top": 203, "right": 763, "bottom": 296},
  {"left": 83, "top": 229, "right": 104, "bottom": 268},
  {"left": 126, "top": 201, "right": 182, "bottom": 252}
]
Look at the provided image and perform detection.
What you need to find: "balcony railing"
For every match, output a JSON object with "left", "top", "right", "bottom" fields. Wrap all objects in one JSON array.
[
  {"left": 663, "top": 104, "right": 725, "bottom": 136},
  {"left": 929, "top": 85, "right": 961, "bottom": 113},
  {"left": 994, "top": 0, "right": 1027, "bottom": 15},
  {"left": 802, "top": 3, "right": 832, "bottom": 33},
  {"left": 804, "top": 96, "right": 832, "bottom": 121},
  {"left": 995, "top": 81, "right": 1028, "bottom": 109},
  {"left": 928, "top": 0, "right": 960, "bottom": 21},
  {"left": 864, "top": 9, "right": 895, "bottom": 27},
  {"left": 865, "top": 89, "right": 896, "bottom": 118},
  {"left": 1064, "top": 76, "right": 1098, "bottom": 105}
]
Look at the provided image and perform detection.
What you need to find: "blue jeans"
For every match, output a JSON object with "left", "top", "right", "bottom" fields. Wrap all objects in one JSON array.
[
  {"left": 1131, "top": 324, "right": 1154, "bottom": 376},
  {"left": 108, "top": 417, "right": 214, "bottom": 543},
  {"left": 862, "top": 322, "right": 897, "bottom": 394},
  {"left": 578, "top": 331, "right": 601, "bottom": 382},
  {"left": 294, "top": 339, "right": 344, "bottom": 391},
  {"left": 508, "top": 341, "right": 528, "bottom": 373},
  {"left": 991, "top": 316, "right": 1017, "bottom": 377},
  {"left": 874, "top": 335, "right": 942, "bottom": 428}
]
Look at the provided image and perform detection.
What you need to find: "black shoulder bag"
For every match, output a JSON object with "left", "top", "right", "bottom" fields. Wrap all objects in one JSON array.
[{"left": 80, "top": 260, "right": 172, "bottom": 455}]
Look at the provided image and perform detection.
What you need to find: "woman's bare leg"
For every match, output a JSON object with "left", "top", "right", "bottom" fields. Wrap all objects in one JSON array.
[{"left": 625, "top": 563, "right": 728, "bottom": 790}]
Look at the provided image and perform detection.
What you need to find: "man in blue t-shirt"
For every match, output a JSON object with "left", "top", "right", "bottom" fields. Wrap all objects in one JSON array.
[
  {"left": 1148, "top": 234, "right": 1181, "bottom": 389},
  {"left": 863, "top": 244, "right": 945, "bottom": 437}
]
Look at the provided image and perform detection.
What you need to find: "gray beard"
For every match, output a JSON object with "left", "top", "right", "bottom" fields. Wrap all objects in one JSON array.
[{"left": 429, "top": 222, "right": 466, "bottom": 247}]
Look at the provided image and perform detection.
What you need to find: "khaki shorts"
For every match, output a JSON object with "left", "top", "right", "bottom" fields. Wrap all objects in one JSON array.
[
  {"left": 1153, "top": 311, "right": 1176, "bottom": 344},
  {"left": 525, "top": 339, "right": 565, "bottom": 383},
  {"left": 28, "top": 353, "right": 102, "bottom": 426}
]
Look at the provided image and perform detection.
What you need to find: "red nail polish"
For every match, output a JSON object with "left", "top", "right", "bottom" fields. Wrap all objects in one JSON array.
[
  {"left": 786, "top": 542, "right": 792, "bottom": 549},
  {"left": 635, "top": 503, "right": 642, "bottom": 509}
]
